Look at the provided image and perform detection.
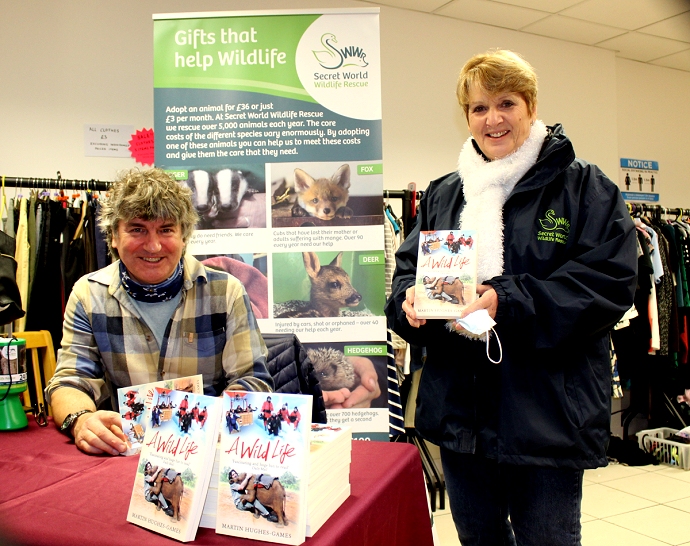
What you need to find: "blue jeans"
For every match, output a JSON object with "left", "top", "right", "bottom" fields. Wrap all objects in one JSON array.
[{"left": 440, "top": 447, "right": 583, "bottom": 546}]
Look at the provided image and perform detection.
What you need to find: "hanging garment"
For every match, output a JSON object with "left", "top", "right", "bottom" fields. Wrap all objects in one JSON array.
[
  {"left": 655, "top": 226, "right": 674, "bottom": 356},
  {"left": 13, "top": 198, "right": 29, "bottom": 332},
  {"left": 610, "top": 337, "right": 623, "bottom": 399},
  {"left": 387, "top": 329, "right": 405, "bottom": 438},
  {"left": 4, "top": 198, "right": 15, "bottom": 237},
  {"left": 93, "top": 200, "right": 110, "bottom": 269},
  {"left": 0, "top": 230, "right": 25, "bottom": 326},
  {"left": 384, "top": 211, "right": 406, "bottom": 351},
  {"left": 667, "top": 223, "right": 686, "bottom": 309},
  {"left": 675, "top": 221, "right": 690, "bottom": 307},
  {"left": 660, "top": 222, "right": 681, "bottom": 355},
  {"left": 82, "top": 197, "right": 98, "bottom": 275},
  {"left": 25, "top": 200, "right": 66, "bottom": 350},
  {"left": 63, "top": 224, "right": 85, "bottom": 303},
  {"left": 27, "top": 193, "right": 37, "bottom": 301}
]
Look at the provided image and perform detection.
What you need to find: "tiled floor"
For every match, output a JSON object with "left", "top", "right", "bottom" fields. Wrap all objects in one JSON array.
[{"left": 432, "top": 462, "right": 690, "bottom": 546}]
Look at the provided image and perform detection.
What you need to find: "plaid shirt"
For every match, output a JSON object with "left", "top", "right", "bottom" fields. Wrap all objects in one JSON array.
[{"left": 46, "top": 254, "right": 272, "bottom": 408}]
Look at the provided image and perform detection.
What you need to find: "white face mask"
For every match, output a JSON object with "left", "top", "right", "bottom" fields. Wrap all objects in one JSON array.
[
  {"left": 454, "top": 308, "right": 495, "bottom": 335},
  {"left": 453, "top": 309, "right": 503, "bottom": 364}
]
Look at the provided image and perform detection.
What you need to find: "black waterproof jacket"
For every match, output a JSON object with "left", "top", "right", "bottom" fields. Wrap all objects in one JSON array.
[
  {"left": 385, "top": 125, "right": 637, "bottom": 469},
  {"left": 263, "top": 333, "right": 328, "bottom": 425}
]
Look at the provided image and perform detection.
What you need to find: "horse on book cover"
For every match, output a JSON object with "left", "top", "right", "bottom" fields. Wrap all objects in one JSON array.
[
  {"left": 235, "top": 473, "right": 287, "bottom": 526},
  {"left": 149, "top": 467, "right": 184, "bottom": 521}
]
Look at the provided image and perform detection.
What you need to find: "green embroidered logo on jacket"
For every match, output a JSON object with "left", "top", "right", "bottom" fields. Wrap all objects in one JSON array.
[{"left": 537, "top": 209, "right": 570, "bottom": 244}]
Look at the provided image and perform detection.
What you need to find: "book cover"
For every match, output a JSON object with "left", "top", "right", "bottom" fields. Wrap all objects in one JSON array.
[
  {"left": 414, "top": 229, "right": 477, "bottom": 319},
  {"left": 117, "top": 375, "right": 204, "bottom": 456},
  {"left": 126, "top": 387, "right": 221, "bottom": 542},
  {"left": 215, "top": 391, "right": 313, "bottom": 545}
]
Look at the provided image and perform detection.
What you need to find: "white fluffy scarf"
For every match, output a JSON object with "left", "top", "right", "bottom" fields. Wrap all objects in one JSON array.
[{"left": 457, "top": 119, "right": 547, "bottom": 282}]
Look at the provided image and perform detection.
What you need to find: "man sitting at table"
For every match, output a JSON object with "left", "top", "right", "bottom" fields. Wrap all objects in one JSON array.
[{"left": 45, "top": 168, "right": 273, "bottom": 456}]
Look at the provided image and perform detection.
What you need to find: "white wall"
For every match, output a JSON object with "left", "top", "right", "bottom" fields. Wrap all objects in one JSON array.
[
  {"left": 616, "top": 58, "right": 690, "bottom": 209},
  {"left": 378, "top": 7, "right": 619, "bottom": 187},
  {"left": 0, "top": 0, "right": 686, "bottom": 208}
]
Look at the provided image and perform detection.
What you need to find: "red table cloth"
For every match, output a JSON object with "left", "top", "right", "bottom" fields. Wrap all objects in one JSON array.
[{"left": 0, "top": 419, "right": 433, "bottom": 546}]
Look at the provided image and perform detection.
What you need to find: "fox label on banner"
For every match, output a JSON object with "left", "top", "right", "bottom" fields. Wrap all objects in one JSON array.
[{"left": 153, "top": 9, "right": 393, "bottom": 441}]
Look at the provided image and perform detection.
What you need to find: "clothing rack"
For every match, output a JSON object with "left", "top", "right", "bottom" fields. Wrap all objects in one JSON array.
[
  {"left": 385, "top": 184, "right": 422, "bottom": 238},
  {"left": 2, "top": 173, "right": 111, "bottom": 191},
  {"left": 386, "top": 185, "right": 445, "bottom": 511},
  {"left": 621, "top": 201, "right": 690, "bottom": 440},
  {"left": 627, "top": 202, "right": 690, "bottom": 218}
]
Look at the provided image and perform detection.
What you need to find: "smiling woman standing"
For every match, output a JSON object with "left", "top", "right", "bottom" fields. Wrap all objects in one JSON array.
[
  {"left": 46, "top": 168, "right": 272, "bottom": 457},
  {"left": 385, "top": 50, "right": 638, "bottom": 545}
]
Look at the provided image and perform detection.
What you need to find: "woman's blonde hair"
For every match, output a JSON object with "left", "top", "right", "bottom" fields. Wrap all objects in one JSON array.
[
  {"left": 456, "top": 49, "right": 538, "bottom": 120},
  {"left": 98, "top": 167, "right": 199, "bottom": 259}
]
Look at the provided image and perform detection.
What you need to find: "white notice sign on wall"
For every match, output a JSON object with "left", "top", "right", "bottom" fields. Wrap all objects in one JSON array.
[{"left": 84, "top": 124, "right": 134, "bottom": 157}]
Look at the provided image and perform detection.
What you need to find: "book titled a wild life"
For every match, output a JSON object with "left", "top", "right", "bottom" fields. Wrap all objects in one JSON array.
[
  {"left": 126, "top": 387, "right": 222, "bottom": 542},
  {"left": 414, "top": 229, "right": 478, "bottom": 319},
  {"left": 116, "top": 375, "right": 204, "bottom": 456},
  {"left": 215, "top": 391, "right": 313, "bottom": 545}
]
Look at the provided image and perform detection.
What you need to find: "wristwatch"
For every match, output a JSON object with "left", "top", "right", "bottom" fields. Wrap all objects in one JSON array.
[{"left": 59, "top": 409, "right": 94, "bottom": 436}]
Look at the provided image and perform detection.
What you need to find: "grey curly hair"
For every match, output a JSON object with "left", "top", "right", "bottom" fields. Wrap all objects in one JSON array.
[{"left": 98, "top": 168, "right": 199, "bottom": 259}]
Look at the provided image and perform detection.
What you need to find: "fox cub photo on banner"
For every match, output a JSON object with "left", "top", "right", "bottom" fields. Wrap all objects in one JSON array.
[{"left": 270, "top": 161, "right": 383, "bottom": 228}]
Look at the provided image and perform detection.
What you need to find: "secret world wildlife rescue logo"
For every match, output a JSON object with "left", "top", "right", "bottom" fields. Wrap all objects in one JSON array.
[
  {"left": 311, "top": 33, "right": 370, "bottom": 89},
  {"left": 537, "top": 209, "right": 570, "bottom": 244}
]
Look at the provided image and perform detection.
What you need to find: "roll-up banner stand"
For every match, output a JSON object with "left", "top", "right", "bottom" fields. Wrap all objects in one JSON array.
[{"left": 154, "top": 9, "right": 389, "bottom": 440}]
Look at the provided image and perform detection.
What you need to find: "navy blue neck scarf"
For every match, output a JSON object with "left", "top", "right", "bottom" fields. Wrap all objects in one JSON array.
[{"left": 119, "top": 260, "right": 184, "bottom": 302}]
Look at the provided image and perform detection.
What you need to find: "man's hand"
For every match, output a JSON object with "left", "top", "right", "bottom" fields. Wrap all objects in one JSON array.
[
  {"left": 72, "top": 410, "right": 129, "bottom": 456},
  {"left": 51, "top": 388, "right": 128, "bottom": 456},
  {"left": 402, "top": 285, "right": 426, "bottom": 328}
]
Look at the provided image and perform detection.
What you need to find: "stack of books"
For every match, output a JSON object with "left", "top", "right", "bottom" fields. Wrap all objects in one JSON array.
[
  {"left": 214, "top": 391, "right": 313, "bottom": 544},
  {"left": 126, "top": 386, "right": 352, "bottom": 544},
  {"left": 198, "top": 446, "right": 221, "bottom": 530},
  {"left": 126, "top": 388, "right": 222, "bottom": 542},
  {"left": 199, "top": 424, "right": 352, "bottom": 541},
  {"left": 305, "top": 424, "right": 352, "bottom": 537}
]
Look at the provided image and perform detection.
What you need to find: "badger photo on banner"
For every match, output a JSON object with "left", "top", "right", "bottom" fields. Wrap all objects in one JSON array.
[{"left": 153, "top": 9, "right": 390, "bottom": 440}]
